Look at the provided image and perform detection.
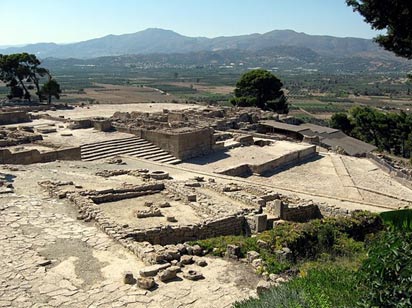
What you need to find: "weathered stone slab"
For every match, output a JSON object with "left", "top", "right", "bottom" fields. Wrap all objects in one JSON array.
[{"left": 139, "top": 263, "right": 171, "bottom": 277}]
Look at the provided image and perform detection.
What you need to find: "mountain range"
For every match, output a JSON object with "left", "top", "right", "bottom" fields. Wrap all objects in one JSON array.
[{"left": 0, "top": 28, "right": 394, "bottom": 60}]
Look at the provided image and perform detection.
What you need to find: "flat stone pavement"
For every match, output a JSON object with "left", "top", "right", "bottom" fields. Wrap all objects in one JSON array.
[{"left": 0, "top": 191, "right": 257, "bottom": 308}]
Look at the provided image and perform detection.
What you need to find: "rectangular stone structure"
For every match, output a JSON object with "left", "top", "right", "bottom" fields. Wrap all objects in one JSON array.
[{"left": 255, "top": 214, "right": 267, "bottom": 232}]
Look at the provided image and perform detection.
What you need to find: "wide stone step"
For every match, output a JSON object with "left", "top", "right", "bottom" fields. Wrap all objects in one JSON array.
[
  {"left": 142, "top": 152, "right": 173, "bottom": 160},
  {"left": 81, "top": 139, "right": 149, "bottom": 153},
  {"left": 135, "top": 149, "right": 166, "bottom": 158},
  {"left": 163, "top": 158, "right": 182, "bottom": 165},
  {"left": 81, "top": 143, "right": 157, "bottom": 158},
  {"left": 81, "top": 137, "right": 181, "bottom": 164},
  {"left": 82, "top": 148, "right": 145, "bottom": 161},
  {"left": 81, "top": 136, "right": 140, "bottom": 148},
  {"left": 150, "top": 154, "right": 175, "bottom": 162},
  {"left": 125, "top": 146, "right": 164, "bottom": 157}
]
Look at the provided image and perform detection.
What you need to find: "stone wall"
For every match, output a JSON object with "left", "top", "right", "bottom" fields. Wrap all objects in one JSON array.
[
  {"left": 125, "top": 215, "right": 245, "bottom": 245},
  {"left": 217, "top": 146, "right": 317, "bottom": 176},
  {"left": 83, "top": 183, "right": 165, "bottom": 204},
  {"left": 142, "top": 128, "right": 214, "bottom": 160},
  {"left": 267, "top": 201, "right": 322, "bottom": 222},
  {"left": 0, "top": 147, "right": 81, "bottom": 164},
  {"left": 93, "top": 119, "right": 113, "bottom": 132},
  {"left": 0, "top": 111, "right": 31, "bottom": 125},
  {"left": 216, "top": 164, "right": 252, "bottom": 177},
  {"left": 367, "top": 153, "right": 412, "bottom": 190},
  {"left": 116, "top": 125, "right": 214, "bottom": 160},
  {"left": 250, "top": 146, "right": 317, "bottom": 175}
]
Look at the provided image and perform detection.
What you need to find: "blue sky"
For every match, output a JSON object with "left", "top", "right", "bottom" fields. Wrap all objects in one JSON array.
[{"left": 0, "top": 0, "right": 380, "bottom": 45}]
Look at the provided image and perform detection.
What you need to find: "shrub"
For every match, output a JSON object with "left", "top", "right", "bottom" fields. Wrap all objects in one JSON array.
[
  {"left": 234, "top": 264, "right": 360, "bottom": 308},
  {"left": 192, "top": 211, "right": 380, "bottom": 275},
  {"left": 380, "top": 209, "right": 412, "bottom": 231},
  {"left": 357, "top": 230, "right": 412, "bottom": 308}
]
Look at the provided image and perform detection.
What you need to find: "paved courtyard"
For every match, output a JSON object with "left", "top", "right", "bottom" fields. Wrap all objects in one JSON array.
[{"left": 0, "top": 164, "right": 258, "bottom": 308}]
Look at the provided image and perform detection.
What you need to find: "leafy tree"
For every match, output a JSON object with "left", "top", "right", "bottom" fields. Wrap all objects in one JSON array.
[
  {"left": 334, "top": 106, "right": 412, "bottom": 158},
  {"left": 230, "top": 69, "right": 289, "bottom": 114},
  {"left": 41, "top": 79, "right": 62, "bottom": 104},
  {"left": 349, "top": 106, "right": 380, "bottom": 146},
  {"left": 330, "top": 112, "right": 354, "bottom": 135},
  {"left": 347, "top": 0, "right": 412, "bottom": 59},
  {"left": 0, "top": 53, "right": 57, "bottom": 103}
]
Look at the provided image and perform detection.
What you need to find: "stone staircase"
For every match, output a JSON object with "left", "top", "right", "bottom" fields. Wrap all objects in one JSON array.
[{"left": 80, "top": 137, "right": 181, "bottom": 164}]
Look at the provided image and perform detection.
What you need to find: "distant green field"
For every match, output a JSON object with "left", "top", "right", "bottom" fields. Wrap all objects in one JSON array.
[{"left": 290, "top": 100, "right": 350, "bottom": 113}]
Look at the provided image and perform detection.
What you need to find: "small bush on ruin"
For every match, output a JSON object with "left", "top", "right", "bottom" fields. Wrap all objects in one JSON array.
[{"left": 193, "top": 211, "right": 381, "bottom": 276}]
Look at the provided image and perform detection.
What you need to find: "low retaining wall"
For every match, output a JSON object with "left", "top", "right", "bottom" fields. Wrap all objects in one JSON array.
[
  {"left": 217, "top": 146, "right": 317, "bottom": 176},
  {"left": 0, "top": 111, "right": 31, "bottom": 125},
  {"left": 251, "top": 146, "right": 317, "bottom": 175},
  {"left": 217, "top": 164, "right": 252, "bottom": 177},
  {"left": 0, "top": 147, "right": 81, "bottom": 164},
  {"left": 84, "top": 183, "right": 165, "bottom": 204},
  {"left": 125, "top": 215, "right": 245, "bottom": 245},
  {"left": 267, "top": 200, "right": 323, "bottom": 222},
  {"left": 367, "top": 153, "right": 412, "bottom": 190}
]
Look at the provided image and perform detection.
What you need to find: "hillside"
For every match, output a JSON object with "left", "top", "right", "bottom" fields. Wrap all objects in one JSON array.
[{"left": 0, "top": 28, "right": 394, "bottom": 60}]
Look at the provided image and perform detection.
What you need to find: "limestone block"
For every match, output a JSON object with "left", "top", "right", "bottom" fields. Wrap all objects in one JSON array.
[
  {"left": 196, "top": 259, "right": 208, "bottom": 267},
  {"left": 251, "top": 258, "right": 263, "bottom": 268},
  {"left": 137, "top": 277, "right": 156, "bottom": 290},
  {"left": 180, "top": 255, "right": 194, "bottom": 265},
  {"left": 255, "top": 214, "right": 267, "bottom": 232},
  {"left": 192, "top": 244, "right": 203, "bottom": 256},
  {"left": 183, "top": 270, "right": 204, "bottom": 281},
  {"left": 256, "top": 280, "right": 272, "bottom": 295},
  {"left": 158, "top": 268, "right": 177, "bottom": 282},
  {"left": 247, "top": 251, "right": 260, "bottom": 263},
  {"left": 166, "top": 216, "right": 177, "bottom": 222},
  {"left": 123, "top": 271, "right": 136, "bottom": 284},
  {"left": 226, "top": 244, "right": 241, "bottom": 259},
  {"left": 159, "top": 202, "right": 171, "bottom": 208},
  {"left": 139, "top": 263, "right": 171, "bottom": 277}
]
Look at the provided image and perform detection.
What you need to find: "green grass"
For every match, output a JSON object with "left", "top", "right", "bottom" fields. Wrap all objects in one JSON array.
[
  {"left": 191, "top": 211, "right": 380, "bottom": 275},
  {"left": 234, "top": 262, "right": 362, "bottom": 308},
  {"left": 290, "top": 101, "right": 348, "bottom": 113},
  {"left": 149, "top": 84, "right": 198, "bottom": 94}
]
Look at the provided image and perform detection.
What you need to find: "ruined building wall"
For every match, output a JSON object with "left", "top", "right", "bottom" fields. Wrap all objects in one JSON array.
[
  {"left": 116, "top": 125, "right": 214, "bottom": 160},
  {"left": 267, "top": 200, "right": 323, "bottom": 222},
  {"left": 125, "top": 215, "right": 245, "bottom": 245},
  {"left": 217, "top": 146, "right": 317, "bottom": 176},
  {"left": 0, "top": 111, "right": 31, "bottom": 125},
  {"left": 250, "top": 145, "right": 317, "bottom": 174},
  {"left": 141, "top": 128, "right": 214, "bottom": 160},
  {"left": 0, "top": 147, "right": 81, "bottom": 164}
]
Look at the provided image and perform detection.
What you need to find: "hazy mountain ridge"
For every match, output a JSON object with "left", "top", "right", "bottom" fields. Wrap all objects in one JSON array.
[
  {"left": 0, "top": 28, "right": 394, "bottom": 60},
  {"left": 41, "top": 46, "right": 412, "bottom": 75}
]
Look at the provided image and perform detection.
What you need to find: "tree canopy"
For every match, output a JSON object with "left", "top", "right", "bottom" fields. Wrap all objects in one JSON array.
[
  {"left": 346, "top": 0, "right": 412, "bottom": 59},
  {"left": 230, "top": 69, "right": 289, "bottom": 114},
  {"left": 0, "top": 53, "right": 60, "bottom": 103},
  {"left": 41, "top": 79, "right": 62, "bottom": 104},
  {"left": 330, "top": 106, "right": 412, "bottom": 158}
]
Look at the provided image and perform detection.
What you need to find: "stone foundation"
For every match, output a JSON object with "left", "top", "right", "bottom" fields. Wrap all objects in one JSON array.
[
  {"left": 0, "top": 147, "right": 81, "bottom": 164},
  {"left": 0, "top": 111, "right": 31, "bottom": 125},
  {"left": 217, "top": 146, "right": 317, "bottom": 176}
]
